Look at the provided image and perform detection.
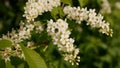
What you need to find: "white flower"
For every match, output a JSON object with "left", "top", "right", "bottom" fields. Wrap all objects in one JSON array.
[
  {"left": 60, "top": 36, "right": 69, "bottom": 45},
  {"left": 35, "top": 26, "right": 43, "bottom": 33},
  {"left": 61, "top": 31, "right": 71, "bottom": 39},
  {"left": 73, "top": 48, "right": 79, "bottom": 57},
  {"left": 89, "top": 9, "right": 96, "bottom": 16},
  {"left": 1, "top": 47, "right": 12, "bottom": 62},
  {"left": 64, "top": 54, "right": 80, "bottom": 65},
  {"left": 64, "top": 54, "right": 73, "bottom": 61},
  {"left": 79, "top": 8, "right": 89, "bottom": 21},
  {"left": 27, "top": 41, "right": 34, "bottom": 49},
  {"left": 26, "top": 24, "right": 34, "bottom": 31},
  {"left": 8, "top": 44, "right": 24, "bottom": 59},
  {"left": 67, "top": 38, "right": 75, "bottom": 44},
  {"left": 65, "top": 43, "right": 74, "bottom": 52}
]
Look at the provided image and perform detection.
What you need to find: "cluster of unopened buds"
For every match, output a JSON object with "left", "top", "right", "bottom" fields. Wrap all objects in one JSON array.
[{"left": 0, "top": 0, "right": 113, "bottom": 65}]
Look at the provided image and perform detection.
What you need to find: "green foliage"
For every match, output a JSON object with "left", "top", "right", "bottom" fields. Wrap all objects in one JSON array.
[
  {"left": 0, "top": 39, "right": 12, "bottom": 49},
  {"left": 61, "top": 0, "right": 72, "bottom": 5},
  {"left": 51, "top": 6, "right": 64, "bottom": 20},
  {"left": 21, "top": 45, "right": 47, "bottom": 68},
  {"left": 78, "top": 0, "right": 89, "bottom": 7},
  {"left": 0, "top": 59, "right": 5, "bottom": 68},
  {"left": 5, "top": 61, "right": 14, "bottom": 68}
]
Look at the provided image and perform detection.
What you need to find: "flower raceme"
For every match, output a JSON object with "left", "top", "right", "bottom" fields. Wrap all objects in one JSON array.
[
  {"left": 1, "top": 21, "right": 43, "bottom": 62},
  {"left": 63, "top": 6, "right": 113, "bottom": 37},
  {"left": 47, "top": 19, "right": 80, "bottom": 65},
  {"left": 23, "top": 0, "right": 60, "bottom": 22}
]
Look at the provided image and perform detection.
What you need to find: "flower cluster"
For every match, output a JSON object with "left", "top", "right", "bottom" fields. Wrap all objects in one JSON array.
[
  {"left": 1, "top": 47, "right": 12, "bottom": 62},
  {"left": 1, "top": 44, "right": 24, "bottom": 62},
  {"left": 100, "top": 0, "right": 111, "bottom": 14},
  {"left": 63, "top": 6, "right": 113, "bottom": 36},
  {"left": 115, "top": 2, "right": 120, "bottom": 10},
  {"left": 47, "top": 19, "right": 80, "bottom": 65},
  {"left": 23, "top": 0, "right": 60, "bottom": 22},
  {"left": 27, "top": 41, "right": 35, "bottom": 49},
  {"left": 2, "top": 21, "right": 34, "bottom": 44},
  {"left": 0, "top": 21, "right": 43, "bottom": 61}
]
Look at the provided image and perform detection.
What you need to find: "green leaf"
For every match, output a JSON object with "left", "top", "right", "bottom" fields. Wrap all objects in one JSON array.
[
  {"left": 78, "top": 0, "right": 88, "bottom": 7},
  {"left": 6, "top": 61, "right": 14, "bottom": 68},
  {"left": 51, "top": 6, "right": 64, "bottom": 20},
  {"left": 97, "top": 0, "right": 102, "bottom": 5},
  {"left": 0, "top": 39, "right": 12, "bottom": 49},
  {"left": 58, "top": 7, "right": 64, "bottom": 18},
  {"left": 100, "top": 54, "right": 112, "bottom": 63},
  {"left": 51, "top": 7, "right": 59, "bottom": 20},
  {"left": 21, "top": 45, "right": 47, "bottom": 68},
  {"left": 61, "top": 0, "right": 72, "bottom": 5},
  {"left": 17, "top": 63, "right": 24, "bottom": 68},
  {"left": 0, "top": 59, "right": 5, "bottom": 68}
]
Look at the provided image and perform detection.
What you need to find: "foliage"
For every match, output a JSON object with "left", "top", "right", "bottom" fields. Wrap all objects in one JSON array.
[{"left": 0, "top": 39, "right": 12, "bottom": 49}]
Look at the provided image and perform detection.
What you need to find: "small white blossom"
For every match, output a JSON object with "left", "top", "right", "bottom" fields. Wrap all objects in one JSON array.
[
  {"left": 27, "top": 41, "right": 36, "bottom": 49},
  {"left": 65, "top": 43, "right": 74, "bottom": 52},
  {"left": 1, "top": 47, "right": 12, "bottom": 62},
  {"left": 35, "top": 26, "right": 43, "bottom": 33},
  {"left": 13, "top": 44, "right": 24, "bottom": 58}
]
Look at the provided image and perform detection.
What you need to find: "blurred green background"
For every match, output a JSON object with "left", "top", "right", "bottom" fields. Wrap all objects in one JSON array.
[{"left": 0, "top": 0, "right": 120, "bottom": 68}]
